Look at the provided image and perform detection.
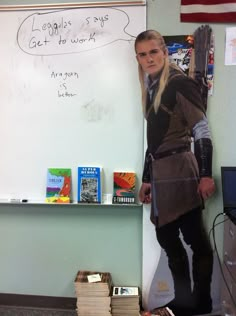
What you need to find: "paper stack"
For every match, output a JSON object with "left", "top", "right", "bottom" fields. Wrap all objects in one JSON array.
[
  {"left": 111, "top": 286, "right": 141, "bottom": 316},
  {"left": 74, "top": 270, "right": 112, "bottom": 316}
]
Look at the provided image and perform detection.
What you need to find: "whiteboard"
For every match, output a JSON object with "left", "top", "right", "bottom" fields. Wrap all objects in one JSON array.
[{"left": 0, "top": 5, "right": 145, "bottom": 202}]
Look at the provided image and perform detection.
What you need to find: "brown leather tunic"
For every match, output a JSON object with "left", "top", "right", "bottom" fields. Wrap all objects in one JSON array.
[{"left": 144, "top": 68, "right": 206, "bottom": 227}]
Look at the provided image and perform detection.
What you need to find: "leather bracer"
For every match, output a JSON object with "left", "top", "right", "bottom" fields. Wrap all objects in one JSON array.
[
  {"left": 142, "top": 150, "right": 151, "bottom": 183},
  {"left": 194, "top": 138, "right": 213, "bottom": 177}
]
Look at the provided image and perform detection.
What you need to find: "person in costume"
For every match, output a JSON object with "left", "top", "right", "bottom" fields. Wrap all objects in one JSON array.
[{"left": 135, "top": 30, "right": 215, "bottom": 316}]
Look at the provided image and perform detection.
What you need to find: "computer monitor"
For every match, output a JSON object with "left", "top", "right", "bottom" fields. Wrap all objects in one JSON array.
[{"left": 221, "top": 166, "right": 236, "bottom": 225}]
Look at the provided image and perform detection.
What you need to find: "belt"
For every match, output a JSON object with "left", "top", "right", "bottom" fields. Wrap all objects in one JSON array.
[{"left": 149, "top": 145, "right": 190, "bottom": 161}]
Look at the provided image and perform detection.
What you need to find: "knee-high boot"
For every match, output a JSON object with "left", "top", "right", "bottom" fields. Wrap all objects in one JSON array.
[
  {"left": 168, "top": 254, "right": 192, "bottom": 308},
  {"left": 151, "top": 254, "right": 193, "bottom": 316},
  {"left": 192, "top": 252, "right": 213, "bottom": 315}
]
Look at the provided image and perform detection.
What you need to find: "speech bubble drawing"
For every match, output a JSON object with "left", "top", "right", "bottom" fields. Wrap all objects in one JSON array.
[{"left": 17, "top": 8, "right": 136, "bottom": 56}]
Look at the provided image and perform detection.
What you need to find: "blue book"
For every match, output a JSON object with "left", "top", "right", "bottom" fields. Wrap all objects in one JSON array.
[{"left": 77, "top": 167, "right": 102, "bottom": 203}]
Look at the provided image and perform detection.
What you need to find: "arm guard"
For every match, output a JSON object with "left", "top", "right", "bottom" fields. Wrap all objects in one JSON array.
[
  {"left": 142, "top": 150, "right": 151, "bottom": 183},
  {"left": 194, "top": 138, "right": 213, "bottom": 177}
]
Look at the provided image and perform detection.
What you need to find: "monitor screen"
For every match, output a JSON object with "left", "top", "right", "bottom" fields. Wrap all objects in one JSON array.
[{"left": 221, "top": 166, "right": 236, "bottom": 210}]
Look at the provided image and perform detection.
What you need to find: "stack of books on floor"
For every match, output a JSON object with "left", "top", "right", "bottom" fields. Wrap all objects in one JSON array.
[
  {"left": 111, "top": 286, "right": 141, "bottom": 316},
  {"left": 74, "top": 270, "right": 112, "bottom": 316}
]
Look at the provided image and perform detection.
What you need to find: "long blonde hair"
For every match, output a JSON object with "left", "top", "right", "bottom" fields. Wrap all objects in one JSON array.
[{"left": 135, "top": 30, "right": 170, "bottom": 116}]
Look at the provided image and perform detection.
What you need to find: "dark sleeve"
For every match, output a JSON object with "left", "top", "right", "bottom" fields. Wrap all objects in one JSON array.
[{"left": 142, "top": 149, "right": 151, "bottom": 183}]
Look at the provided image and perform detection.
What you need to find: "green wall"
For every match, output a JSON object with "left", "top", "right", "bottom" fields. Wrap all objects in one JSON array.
[
  {"left": 0, "top": 0, "right": 235, "bottom": 298},
  {"left": 0, "top": 204, "right": 142, "bottom": 296}
]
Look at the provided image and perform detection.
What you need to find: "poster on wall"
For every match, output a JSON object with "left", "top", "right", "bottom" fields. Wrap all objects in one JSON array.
[
  {"left": 225, "top": 27, "right": 236, "bottom": 65},
  {"left": 164, "top": 35, "right": 194, "bottom": 75},
  {"left": 164, "top": 34, "right": 214, "bottom": 96}
]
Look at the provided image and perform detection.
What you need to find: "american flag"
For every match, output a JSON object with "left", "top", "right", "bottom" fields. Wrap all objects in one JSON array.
[{"left": 181, "top": 0, "right": 236, "bottom": 22}]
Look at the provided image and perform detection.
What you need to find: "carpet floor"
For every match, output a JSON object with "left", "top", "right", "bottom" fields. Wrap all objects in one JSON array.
[{"left": 0, "top": 307, "right": 77, "bottom": 316}]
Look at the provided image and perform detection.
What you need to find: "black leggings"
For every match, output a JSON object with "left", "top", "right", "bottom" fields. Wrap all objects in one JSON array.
[{"left": 156, "top": 207, "right": 212, "bottom": 258}]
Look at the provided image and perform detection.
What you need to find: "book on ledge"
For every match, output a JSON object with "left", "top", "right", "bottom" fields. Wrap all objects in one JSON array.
[
  {"left": 112, "top": 172, "right": 136, "bottom": 204},
  {"left": 45, "top": 168, "right": 71, "bottom": 203},
  {"left": 77, "top": 166, "right": 102, "bottom": 203}
]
